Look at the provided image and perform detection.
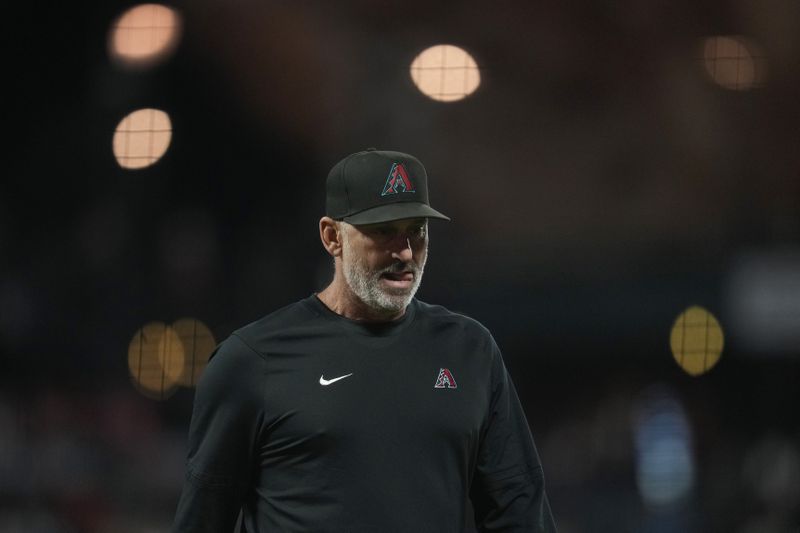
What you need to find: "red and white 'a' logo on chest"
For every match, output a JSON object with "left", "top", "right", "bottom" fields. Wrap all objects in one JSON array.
[{"left": 434, "top": 368, "right": 457, "bottom": 389}]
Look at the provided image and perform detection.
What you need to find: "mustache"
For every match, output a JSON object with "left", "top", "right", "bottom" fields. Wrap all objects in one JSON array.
[{"left": 381, "top": 261, "right": 419, "bottom": 275}]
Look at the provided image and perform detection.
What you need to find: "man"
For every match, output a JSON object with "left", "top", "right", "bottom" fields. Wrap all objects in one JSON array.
[{"left": 172, "top": 149, "right": 557, "bottom": 532}]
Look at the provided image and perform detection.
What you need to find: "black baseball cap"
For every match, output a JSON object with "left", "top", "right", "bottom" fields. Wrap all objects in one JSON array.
[{"left": 326, "top": 148, "right": 450, "bottom": 225}]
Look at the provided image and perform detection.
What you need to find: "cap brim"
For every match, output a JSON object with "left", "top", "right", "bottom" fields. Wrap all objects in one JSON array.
[{"left": 342, "top": 202, "right": 450, "bottom": 225}]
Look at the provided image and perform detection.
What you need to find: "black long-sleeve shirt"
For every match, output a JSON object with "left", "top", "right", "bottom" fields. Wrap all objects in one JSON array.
[{"left": 172, "top": 295, "right": 556, "bottom": 532}]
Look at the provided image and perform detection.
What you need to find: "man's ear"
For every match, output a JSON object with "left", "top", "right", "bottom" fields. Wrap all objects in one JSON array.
[{"left": 319, "top": 217, "right": 343, "bottom": 258}]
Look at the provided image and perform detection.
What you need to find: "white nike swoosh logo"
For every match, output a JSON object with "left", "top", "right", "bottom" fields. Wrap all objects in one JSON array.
[{"left": 319, "top": 373, "right": 353, "bottom": 386}]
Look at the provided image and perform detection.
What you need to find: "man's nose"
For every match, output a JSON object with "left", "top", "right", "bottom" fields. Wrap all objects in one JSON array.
[{"left": 390, "top": 236, "right": 414, "bottom": 263}]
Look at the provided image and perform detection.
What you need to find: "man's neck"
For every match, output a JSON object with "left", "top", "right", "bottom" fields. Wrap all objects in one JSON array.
[{"left": 317, "top": 281, "right": 406, "bottom": 323}]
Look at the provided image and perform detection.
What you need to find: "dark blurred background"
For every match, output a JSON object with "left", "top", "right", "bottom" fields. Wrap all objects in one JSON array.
[{"left": 2, "top": 1, "right": 799, "bottom": 532}]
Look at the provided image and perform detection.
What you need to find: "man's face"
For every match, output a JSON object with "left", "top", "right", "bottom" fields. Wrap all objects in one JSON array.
[{"left": 340, "top": 218, "right": 428, "bottom": 314}]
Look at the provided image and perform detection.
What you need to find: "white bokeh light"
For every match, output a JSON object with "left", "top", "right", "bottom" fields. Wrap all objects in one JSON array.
[
  {"left": 109, "top": 3, "right": 182, "bottom": 68},
  {"left": 112, "top": 108, "right": 172, "bottom": 170},
  {"left": 410, "top": 44, "right": 481, "bottom": 102}
]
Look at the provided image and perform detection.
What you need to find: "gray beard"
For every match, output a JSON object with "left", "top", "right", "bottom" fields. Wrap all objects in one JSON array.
[{"left": 341, "top": 233, "right": 427, "bottom": 315}]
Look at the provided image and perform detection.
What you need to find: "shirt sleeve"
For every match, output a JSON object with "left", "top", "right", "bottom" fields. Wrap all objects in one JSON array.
[
  {"left": 470, "top": 338, "right": 557, "bottom": 532},
  {"left": 172, "top": 334, "right": 266, "bottom": 533}
]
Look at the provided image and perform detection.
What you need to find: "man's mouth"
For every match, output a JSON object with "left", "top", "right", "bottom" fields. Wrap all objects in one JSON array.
[
  {"left": 381, "top": 271, "right": 414, "bottom": 282},
  {"left": 379, "top": 270, "right": 415, "bottom": 290}
]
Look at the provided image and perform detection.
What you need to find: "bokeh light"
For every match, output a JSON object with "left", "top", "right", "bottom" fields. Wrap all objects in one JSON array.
[
  {"left": 724, "top": 250, "right": 800, "bottom": 353},
  {"left": 127, "top": 322, "right": 185, "bottom": 400},
  {"left": 669, "top": 306, "right": 725, "bottom": 376},
  {"left": 702, "top": 35, "right": 767, "bottom": 90},
  {"left": 172, "top": 318, "right": 216, "bottom": 387},
  {"left": 410, "top": 44, "right": 481, "bottom": 102},
  {"left": 112, "top": 108, "right": 172, "bottom": 169},
  {"left": 633, "top": 385, "right": 695, "bottom": 508},
  {"left": 108, "top": 3, "right": 182, "bottom": 68}
]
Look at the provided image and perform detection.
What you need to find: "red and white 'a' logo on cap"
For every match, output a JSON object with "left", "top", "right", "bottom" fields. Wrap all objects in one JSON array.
[
  {"left": 381, "top": 162, "right": 416, "bottom": 196},
  {"left": 434, "top": 368, "right": 457, "bottom": 389}
]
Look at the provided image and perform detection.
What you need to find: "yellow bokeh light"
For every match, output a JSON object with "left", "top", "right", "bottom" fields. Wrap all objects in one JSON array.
[
  {"left": 172, "top": 318, "right": 216, "bottom": 387},
  {"left": 128, "top": 322, "right": 185, "bottom": 400},
  {"left": 113, "top": 108, "right": 172, "bottom": 169},
  {"left": 702, "top": 35, "right": 766, "bottom": 91},
  {"left": 410, "top": 44, "right": 481, "bottom": 102},
  {"left": 109, "top": 3, "right": 182, "bottom": 68},
  {"left": 670, "top": 306, "right": 725, "bottom": 377}
]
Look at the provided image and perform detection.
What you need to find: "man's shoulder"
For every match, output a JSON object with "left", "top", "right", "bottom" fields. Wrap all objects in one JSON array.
[
  {"left": 224, "top": 296, "right": 322, "bottom": 356},
  {"left": 413, "top": 299, "right": 495, "bottom": 342},
  {"left": 237, "top": 297, "right": 316, "bottom": 332}
]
